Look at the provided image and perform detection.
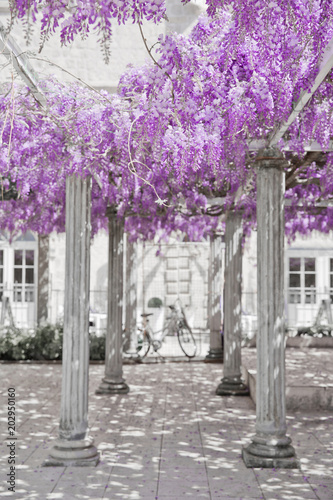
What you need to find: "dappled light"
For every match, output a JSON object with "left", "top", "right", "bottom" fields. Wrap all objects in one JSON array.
[
  {"left": 1, "top": 0, "right": 333, "bottom": 498},
  {"left": 242, "top": 347, "right": 333, "bottom": 412},
  {"left": 0, "top": 361, "right": 332, "bottom": 498}
]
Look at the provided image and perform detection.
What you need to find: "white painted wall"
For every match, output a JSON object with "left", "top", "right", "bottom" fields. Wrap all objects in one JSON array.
[{"left": 0, "top": 0, "right": 206, "bottom": 92}]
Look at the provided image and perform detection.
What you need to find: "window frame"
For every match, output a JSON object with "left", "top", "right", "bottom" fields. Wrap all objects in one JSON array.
[
  {"left": 288, "top": 256, "right": 317, "bottom": 305},
  {"left": 13, "top": 249, "right": 36, "bottom": 303}
]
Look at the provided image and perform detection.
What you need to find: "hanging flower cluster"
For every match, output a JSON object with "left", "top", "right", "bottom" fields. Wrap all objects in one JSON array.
[
  {"left": 115, "top": 8, "right": 333, "bottom": 234},
  {"left": 2, "top": 2, "right": 333, "bottom": 241},
  {"left": 8, "top": 0, "right": 166, "bottom": 61}
]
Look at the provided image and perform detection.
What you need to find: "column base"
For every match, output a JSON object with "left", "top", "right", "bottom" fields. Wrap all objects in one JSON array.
[
  {"left": 242, "top": 433, "right": 299, "bottom": 469},
  {"left": 242, "top": 440, "right": 300, "bottom": 469},
  {"left": 96, "top": 378, "right": 130, "bottom": 394},
  {"left": 216, "top": 376, "right": 249, "bottom": 396},
  {"left": 43, "top": 437, "right": 99, "bottom": 467},
  {"left": 205, "top": 348, "right": 224, "bottom": 363}
]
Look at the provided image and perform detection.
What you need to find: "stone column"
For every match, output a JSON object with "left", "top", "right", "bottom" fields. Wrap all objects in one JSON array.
[
  {"left": 45, "top": 175, "right": 99, "bottom": 466},
  {"left": 123, "top": 236, "right": 138, "bottom": 357},
  {"left": 37, "top": 235, "right": 49, "bottom": 325},
  {"left": 96, "top": 207, "right": 129, "bottom": 394},
  {"left": 242, "top": 147, "right": 298, "bottom": 468},
  {"left": 216, "top": 211, "right": 249, "bottom": 395},
  {"left": 205, "top": 233, "right": 224, "bottom": 362}
]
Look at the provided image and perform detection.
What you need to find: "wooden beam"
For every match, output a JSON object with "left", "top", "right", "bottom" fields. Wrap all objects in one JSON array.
[
  {"left": 248, "top": 36, "right": 333, "bottom": 152},
  {"left": 249, "top": 139, "right": 333, "bottom": 153},
  {"left": 0, "top": 21, "right": 46, "bottom": 107},
  {"left": 285, "top": 199, "right": 333, "bottom": 208},
  {"left": 284, "top": 140, "right": 333, "bottom": 152},
  {"left": 269, "top": 36, "right": 333, "bottom": 147}
]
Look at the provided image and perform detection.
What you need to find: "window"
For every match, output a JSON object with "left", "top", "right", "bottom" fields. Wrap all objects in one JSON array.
[
  {"left": 0, "top": 249, "right": 3, "bottom": 300},
  {"left": 13, "top": 249, "right": 35, "bottom": 302},
  {"left": 288, "top": 257, "right": 316, "bottom": 304}
]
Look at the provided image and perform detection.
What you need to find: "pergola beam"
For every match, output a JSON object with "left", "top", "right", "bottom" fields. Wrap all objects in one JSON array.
[
  {"left": 269, "top": 35, "right": 333, "bottom": 147},
  {"left": 248, "top": 35, "right": 333, "bottom": 152},
  {"left": 284, "top": 140, "right": 333, "bottom": 152},
  {"left": 0, "top": 21, "right": 46, "bottom": 107},
  {"left": 284, "top": 199, "right": 333, "bottom": 208},
  {"left": 249, "top": 139, "right": 333, "bottom": 152}
]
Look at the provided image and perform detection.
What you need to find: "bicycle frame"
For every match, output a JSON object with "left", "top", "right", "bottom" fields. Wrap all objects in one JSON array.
[{"left": 136, "top": 299, "right": 196, "bottom": 359}]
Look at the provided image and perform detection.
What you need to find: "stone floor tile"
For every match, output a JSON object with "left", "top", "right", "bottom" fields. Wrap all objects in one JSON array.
[
  {"left": 156, "top": 496, "right": 210, "bottom": 500},
  {"left": 159, "top": 454, "right": 207, "bottom": 468},
  {"left": 254, "top": 470, "right": 319, "bottom": 500},
  {"left": 103, "top": 479, "right": 158, "bottom": 499},
  {"left": 0, "top": 360, "right": 333, "bottom": 499},
  {"left": 159, "top": 466, "right": 207, "bottom": 480},
  {"left": 211, "top": 497, "right": 261, "bottom": 500},
  {"left": 157, "top": 477, "right": 210, "bottom": 497}
]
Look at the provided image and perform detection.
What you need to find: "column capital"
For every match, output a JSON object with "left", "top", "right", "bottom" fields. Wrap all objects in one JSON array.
[{"left": 255, "top": 147, "right": 288, "bottom": 168}]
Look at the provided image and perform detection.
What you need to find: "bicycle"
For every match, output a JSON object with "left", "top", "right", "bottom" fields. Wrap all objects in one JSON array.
[{"left": 136, "top": 300, "right": 197, "bottom": 359}]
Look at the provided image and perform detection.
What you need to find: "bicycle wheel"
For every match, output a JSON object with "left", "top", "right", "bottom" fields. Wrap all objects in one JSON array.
[
  {"left": 136, "top": 329, "right": 151, "bottom": 358},
  {"left": 177, "top": 324, "right": 197, "bottom": 358}
]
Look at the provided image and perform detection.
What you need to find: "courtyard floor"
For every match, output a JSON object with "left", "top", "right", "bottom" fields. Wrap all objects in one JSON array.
[{"left": 0, "top": 357, "right": 332, "bottom": 499}]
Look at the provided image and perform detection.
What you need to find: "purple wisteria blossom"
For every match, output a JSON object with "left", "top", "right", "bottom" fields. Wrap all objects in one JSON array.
[{"left": 2, "top": 1, "right": 333, "bottom": 240}]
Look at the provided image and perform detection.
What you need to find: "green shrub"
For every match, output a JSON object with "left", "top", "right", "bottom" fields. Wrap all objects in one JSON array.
[
  {"left": 297, "top": 326, "right": 333, "bottom": 337},
  {"left": 0, "top": 323, "right": 106, "bottom": 361},
  {"left": 89, "top": 334, "right": 105, "bottom": 360}
]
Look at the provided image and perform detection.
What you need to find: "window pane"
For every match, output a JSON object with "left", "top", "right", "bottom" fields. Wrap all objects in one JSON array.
[
  {"left": 330, "top": 275, "right": 333, "bottom": 288},
  {"left": 331, "top": 258, "right": 333, "bottom": 273},
  {"left": 0, "top": 269, "right": 2, "bottom": 283},
  {"left": 14, "top": 250, "right": 23, "bottom": 265},
  {"left": 14, "top": 287, "right": 22, "bottom": 302},
  {"left": 25, "top": 250, "right": 34, "bottom": 266},
  {"left": 0, "top": 250, "right": 3, "bottom": 266},
  {"left": 14, "top": 268, "right": 22, "bottom": 283},
  {"left": 289, "top": 258, "right": 300, "bottom": 271},
  {"left": 305, "top": 292, "right": 316, "bottom": 304},
  {"left": 25, "top": 288, "right": 34, "bottom": 302},
  {"left": 305, "top": 274, "right": 316, "bottom": 287},
  {"left": 289, "top": 274, "right": 300, "bottom": 287},
  {"left": 288, "top": 292, "right": 301, "bottom": 304},
  {"left": 304, "top": 258, "right": 315, "bottom": 272},
  {"left": 25, "top": 268, "right": 34, "bottom": 284}
]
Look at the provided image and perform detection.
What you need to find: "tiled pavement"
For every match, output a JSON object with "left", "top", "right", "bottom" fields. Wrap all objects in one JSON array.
[{"left": 0, "top": 358, "right": 332, "bottom": 499}]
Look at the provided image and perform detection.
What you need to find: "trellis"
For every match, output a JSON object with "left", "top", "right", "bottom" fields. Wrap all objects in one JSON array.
[{"left": 2, "top": 20, "right": 333, "bottom": 469}]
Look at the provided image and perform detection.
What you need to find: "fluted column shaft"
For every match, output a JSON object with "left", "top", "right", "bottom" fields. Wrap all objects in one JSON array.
[
  {"left": 37, "top": 235, "right": 49, "bottom": 325},
  {"left": 124, "top": 237, "right": 138, "bottom": 355},
  {"left": 224, "top": 212, "right": 242, "bottom": 378},
  {"left": 242, "top": 147, "right": 298, "bottom": 468},
  {"left": 96, "top": 208, "right": 129, "bottom": 394},
  {"left": 216, "top": 211, "right": 248, "bottom": 395},
  {"left": 46, "top": 175, "right": 98, "bottom": 466},
  {"left": 206, "top": 234, "right": 223, "bottom": 361}
]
